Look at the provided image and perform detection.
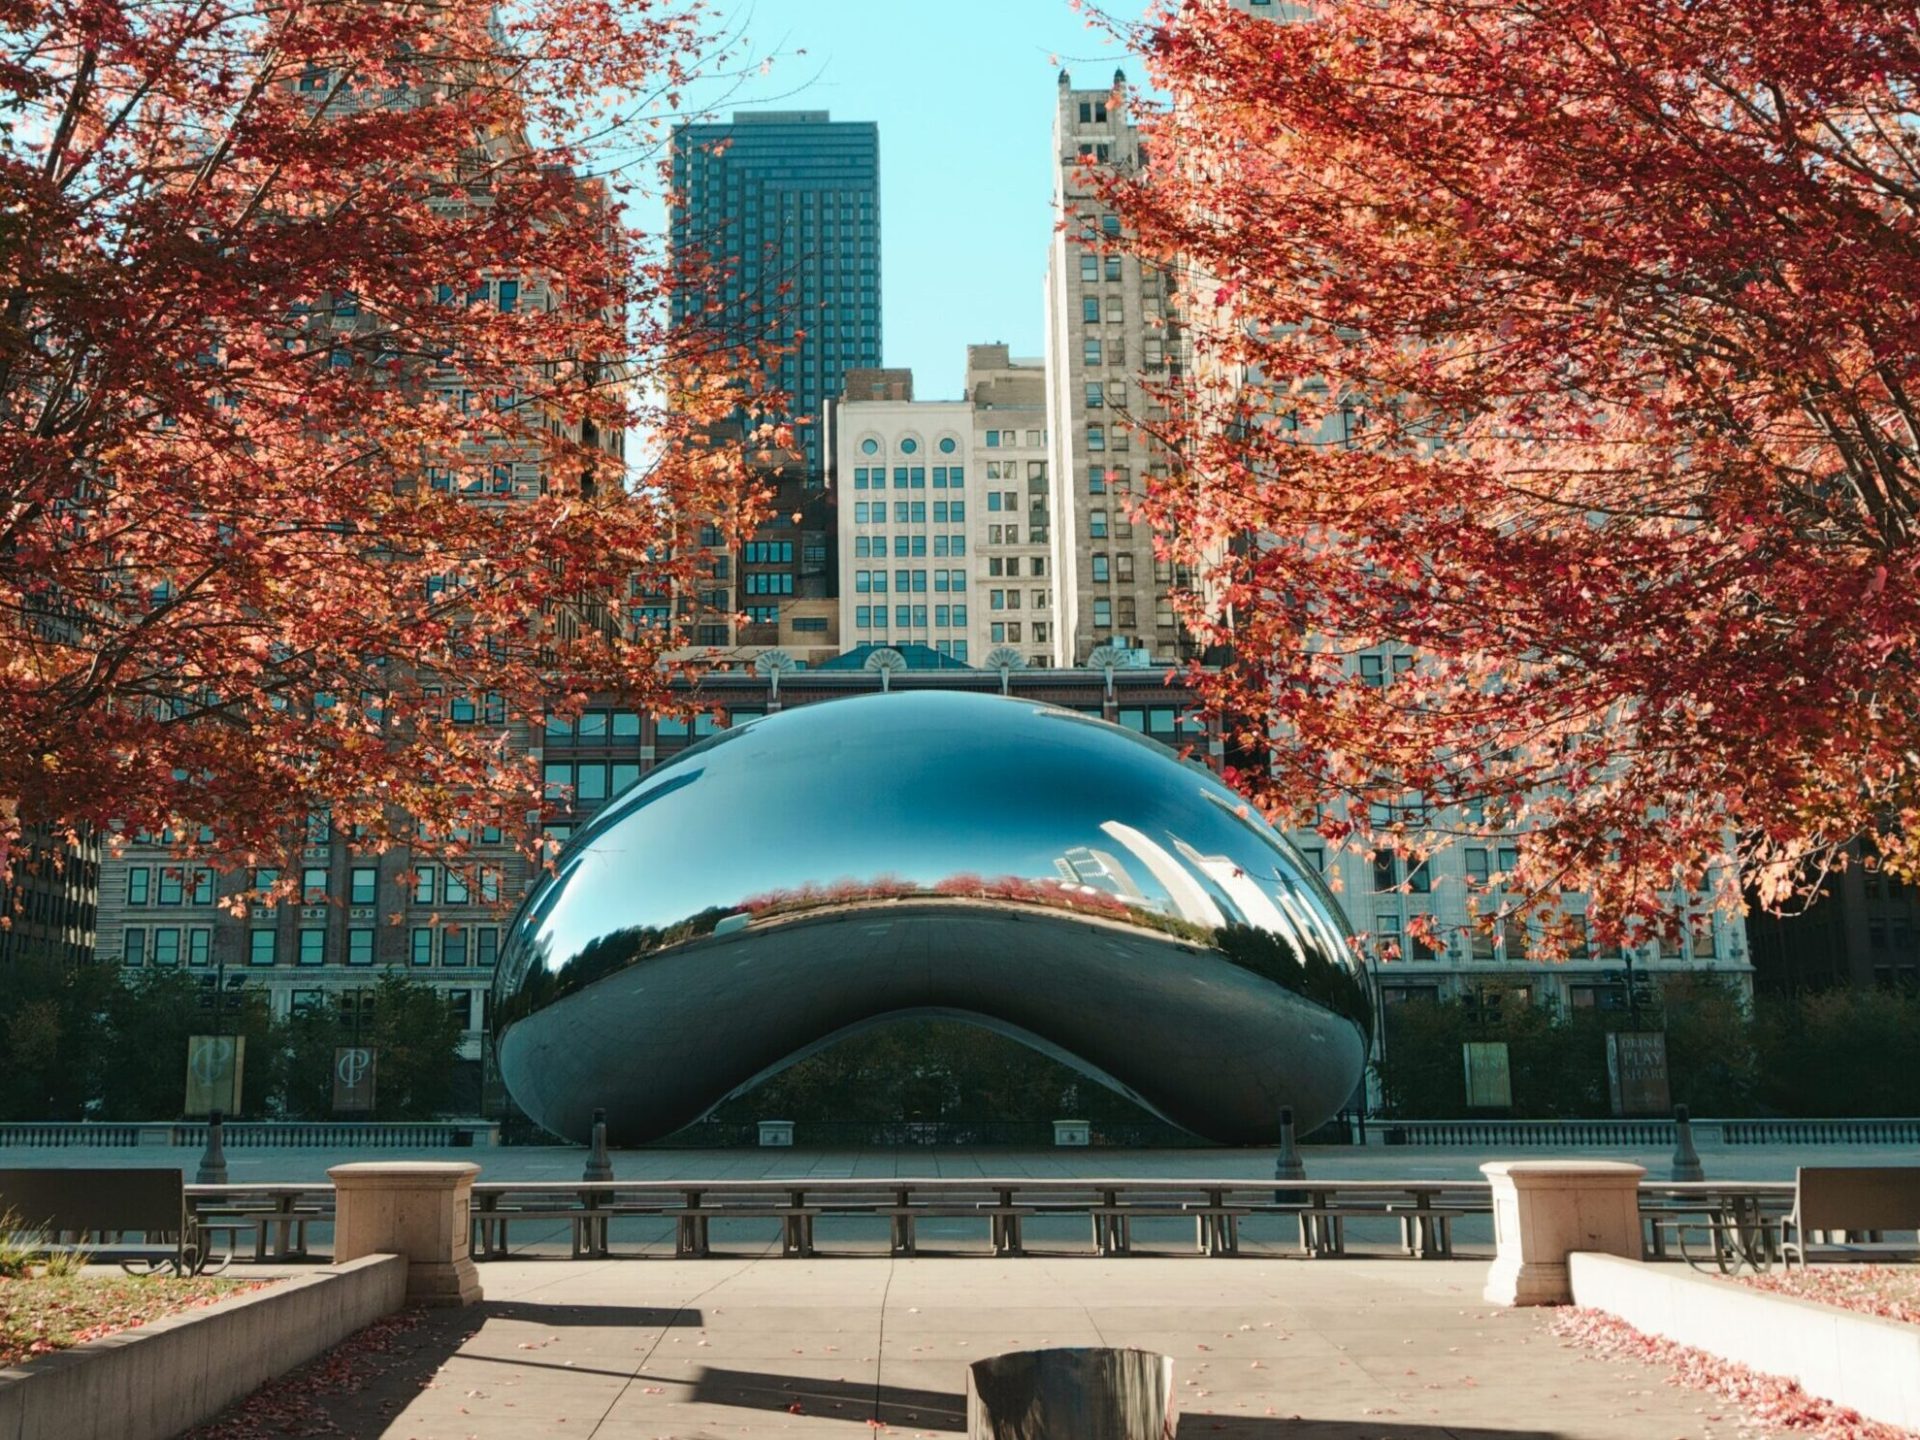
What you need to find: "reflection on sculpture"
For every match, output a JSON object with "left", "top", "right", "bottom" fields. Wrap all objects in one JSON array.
[{"left": 493, "top": 691, "right": 1369, "bottom": 1145}]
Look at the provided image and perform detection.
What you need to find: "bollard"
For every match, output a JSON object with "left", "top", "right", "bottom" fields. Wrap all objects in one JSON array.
[
  {"left": 583, "top": 1107, "right": 613, "bottom": 1183},
  {"left": 1670, "top": 1104, "right": 1705, "bottom": 1183},
  {"left": 1274, "top": 1105, "right": 1306, "bottom": 1182},
  {"left": 196, "top": 1108, "right": 229, "bottom": 1185},
  {"left": 967, "top": 1348, "right": 1175, "bottom": 1439}
]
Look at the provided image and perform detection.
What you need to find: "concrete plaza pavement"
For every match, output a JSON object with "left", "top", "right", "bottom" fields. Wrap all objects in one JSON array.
[{"left": 220, "top": 1254, "right": 1771, "bottom": 1439}]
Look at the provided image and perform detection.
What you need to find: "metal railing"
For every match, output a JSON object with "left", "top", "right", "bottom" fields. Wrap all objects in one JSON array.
[{"left": 150, "top": 1176, "right": 1795, "bottom": 1265}]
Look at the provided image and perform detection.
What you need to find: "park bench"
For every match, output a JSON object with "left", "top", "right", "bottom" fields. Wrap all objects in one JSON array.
[
  {"left": 0, "top": 1167, "right": 252, "bottom": 1275},
  {"left": 1641, "top": 1186, "right": 1790, "bottom": 1273},
  {"left": 1781, "top": 1165, "right": 1920, "bottom": 1270}
]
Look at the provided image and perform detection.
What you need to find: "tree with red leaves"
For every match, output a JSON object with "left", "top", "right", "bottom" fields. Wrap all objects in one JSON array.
[
  {"left": 1106, "top": 0, "right": 1920, "bottom": 943},
  {"left": 0, "top": 1, "right": 768, "bottom": 879}
]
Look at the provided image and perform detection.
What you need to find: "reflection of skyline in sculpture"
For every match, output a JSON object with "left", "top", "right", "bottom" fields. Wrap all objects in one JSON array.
[
  {"left": 1054, "top": 846, "right": 1148, "bottom": 906},
  {"left": 493, "top": 691, "right": 1368, "bottom": 1145}
]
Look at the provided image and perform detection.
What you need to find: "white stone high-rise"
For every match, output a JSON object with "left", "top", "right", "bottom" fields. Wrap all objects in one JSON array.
[
  {"left": 1043, "top": 70, "right": 1195, "bottom": 667},
  {"left": 833, "top": 394, "right": 976, "bottom": 661},
  {"left": 965, "top": 345, "right": 1055, "bottom": 667}
]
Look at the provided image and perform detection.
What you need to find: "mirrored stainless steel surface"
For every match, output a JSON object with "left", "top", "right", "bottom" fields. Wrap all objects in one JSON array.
[{"left": 493, "top": 690, "right": 1368, "bottom": 1144}]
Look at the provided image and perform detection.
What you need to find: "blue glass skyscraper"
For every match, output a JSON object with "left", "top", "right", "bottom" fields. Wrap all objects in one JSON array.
[{"left": 671, "top": 112, "right": 881, "bottom": 469}]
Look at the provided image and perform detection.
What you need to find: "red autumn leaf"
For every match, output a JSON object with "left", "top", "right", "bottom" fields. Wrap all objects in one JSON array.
[
  {"left": 1095, "top": 0, "right": 1920, "bottom": 935},
  {"left": 1, "top": 1, "right": 771, "bottom": 878}
]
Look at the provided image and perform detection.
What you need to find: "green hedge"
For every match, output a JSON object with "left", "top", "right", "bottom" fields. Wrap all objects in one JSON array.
[
  {"left": 1376, "top": 979, "right": 1920, "bottom": 1118},
  {"left": 0, "top": 961, "right": 460, "bottom": 1120}
]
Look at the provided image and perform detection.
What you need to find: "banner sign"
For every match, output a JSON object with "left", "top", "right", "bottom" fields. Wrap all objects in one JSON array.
[
  {"left": 332, "top": 1047, "right": 378, "bottom": 1113},
  {"left": 185, "top": 1035, "right": 245, "bottom": 1116},
  {"left": 1462, "top": 1041, "right": 1513, "bottom": 1111},
  {"left": 1607, "top": 1031, "right": 1672, "bottom": 1117}
]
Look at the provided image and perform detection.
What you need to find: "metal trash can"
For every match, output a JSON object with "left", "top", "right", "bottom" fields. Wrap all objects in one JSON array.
[{"left": 966, "top": 1347, "right": 1176, "bottom": 1439}]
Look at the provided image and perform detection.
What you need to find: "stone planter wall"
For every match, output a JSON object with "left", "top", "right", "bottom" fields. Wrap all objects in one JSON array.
[
  {"left": 1569, "top": 1251, "right": 1920, "bottom": 1432},
  {"left": 0, "top": 1254, "right": 407, "bottom": 1440}
]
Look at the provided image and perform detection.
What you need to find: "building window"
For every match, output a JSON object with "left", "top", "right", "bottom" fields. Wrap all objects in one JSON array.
[
  {"left": 351, "top": 867, "right": 377, "bottom": 905},
  {"left": 303, "top": 867, "right": 329, "bottom": 902},
  {"left": 1372, "top": 851, "right": 1399, "bottom": 892},
  {"left": 298, "top": 928, "right": 325, "bottom": 966},
  {"left": 1464, "top": 848, "right": 1491, "bottom": 887},
  {"left": 476, "top": 928, "right": 500, "bottom": 968},
  {"left": 415, "top": 866, "right": 435, "bottom": 904},
  {"left": 410, "top": 928, "right": 434, "bottom": 967},
  {"left": 347, "top": 928, "right": 374, "bottom": 966},
  {"left": 1083, "top": 337, "right": 1102, "bottom": 366},
  {"left": 1091, "top": 554, "right": 1109, "bottom": 582},
  {"left": 158, "top": 869, "right": 183, "bottom": 905},
  {"left": 1691, "top": 917, "right": 1717, "bottom": 959},
  {"left": 445, "top": 869, "right": 471, "bottom": 903},
  {"left": 1093, "top": 598, "right": 1112, "bottom": 628},
  {"left": 187, "top": 928, "right": 211, "bottom": 966},
  {"left": 1503, "top": 917, "right": 1531, "bottom": 960},
  {"left": 250, "top": 930, "right": 277, "bottom": 967},
  {"left": 123, "top": 927, "right": 146, "bottom": 967},
  {"left": 443, "top": 930, "right": 468, "bottom": 966},
  {"left": 1089, "top": 510, "right": 1108, "bottom": 539},
  {"left": 127, "top": 867, "right": 150, "bottom": 906},
  {"left": 149, "top": 927, "right": 179, "bottom": 967}
]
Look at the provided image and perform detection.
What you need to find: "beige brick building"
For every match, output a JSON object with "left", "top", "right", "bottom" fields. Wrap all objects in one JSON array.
[{"left": 1043, "top": 70, "right": 1195, "bottom": 666}]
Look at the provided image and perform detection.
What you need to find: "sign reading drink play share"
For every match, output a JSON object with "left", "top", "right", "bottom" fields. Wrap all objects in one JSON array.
[{"left": 1606, "top": 1031, "right": 1671, "bottom": 1116}]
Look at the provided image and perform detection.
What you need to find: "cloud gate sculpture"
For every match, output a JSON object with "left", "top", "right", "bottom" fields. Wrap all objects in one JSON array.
[{"left": 493, "top": 690, "right": 1369, "bottom": 1145}]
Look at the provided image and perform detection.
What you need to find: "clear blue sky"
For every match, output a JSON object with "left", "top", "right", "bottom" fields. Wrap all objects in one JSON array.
[{"left": 684, "top": 0, "right": 1154, "bottom": 400}]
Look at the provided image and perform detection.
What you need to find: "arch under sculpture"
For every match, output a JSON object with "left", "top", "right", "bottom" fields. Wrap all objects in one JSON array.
[{"left": 492, "top": 691, "right": 1369, "bottom": 1145}]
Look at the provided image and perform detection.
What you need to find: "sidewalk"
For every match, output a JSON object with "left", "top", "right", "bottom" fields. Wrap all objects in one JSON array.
[{"left": 221, "top": 1256, "right": 1767, "bottom": 1438}]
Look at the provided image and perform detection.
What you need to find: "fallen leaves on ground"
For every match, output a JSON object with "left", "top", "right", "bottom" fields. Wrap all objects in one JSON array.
[
  {"left": 1735, "top": 1266, "right": 1920, "bottom": 1328},
  {"left": 0, "top": 1273, "right": 262, "bottom": 1366},
  {"left": 1549, "top": 1305, "right": 1912, "bottom": 1438},
  {"left": 184, "top": 1308, "right": 427, "bottom": 1438}
]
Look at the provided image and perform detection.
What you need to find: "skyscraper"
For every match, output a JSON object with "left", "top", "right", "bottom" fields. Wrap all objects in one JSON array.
[
  {"left": 1043, "top": 72, "right": 1194, "bottom": 666},
  {"left": 671, "top": 112, "right": 881, "bottom": 470}
]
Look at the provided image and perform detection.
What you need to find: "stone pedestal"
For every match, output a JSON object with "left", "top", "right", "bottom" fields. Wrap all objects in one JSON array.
[
  {"left": 1482, "top": 1160, "right": 1644, "bottom": 1307},
  {"left": 329, "top": 1162, "right": 482, "bottom": 1307}
]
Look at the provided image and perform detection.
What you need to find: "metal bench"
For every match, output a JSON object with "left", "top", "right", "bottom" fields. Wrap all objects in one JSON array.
[
  {"left": 0, "top": 1167, "right": 248, "bottom": 1275},
  {"left": 1782, "top": 1165, "right": 1920, "bottom": 1270}
]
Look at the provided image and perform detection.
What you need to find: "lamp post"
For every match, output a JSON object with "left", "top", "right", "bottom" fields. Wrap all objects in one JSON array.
[{"left": 222, "top": 958, "right": 239, "bottom": 1115}]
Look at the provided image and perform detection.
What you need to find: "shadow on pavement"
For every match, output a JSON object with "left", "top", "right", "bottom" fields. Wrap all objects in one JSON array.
[
  {"left": 478, "top": 1299, "right": 704, "bottom": 1327},
  {"left": 678, "top": 1370, "right": 1563, "bottom": 1438},
  {"left": 689, "top": 1365, "right": 967, "bottom": 1430}
]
